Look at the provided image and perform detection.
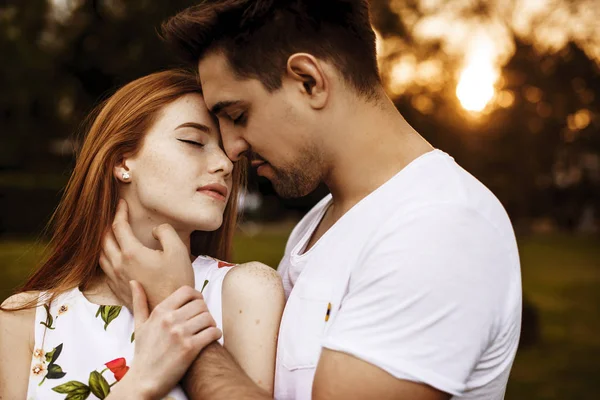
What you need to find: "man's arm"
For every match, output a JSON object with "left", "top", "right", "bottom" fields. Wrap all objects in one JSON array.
[
  {"left": 181, "top": 329, "right": 449, "bottom": 400},
  {"left": 313, "top": 349, "right": 449, "bottom": 400},
  {"left": 183, "top": 342, "right": 271, "bottom": 400}
]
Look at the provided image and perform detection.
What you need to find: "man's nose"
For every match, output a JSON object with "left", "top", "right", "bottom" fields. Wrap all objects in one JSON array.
[{"left": 222, "top": 132, "right": 250, "bottom": 162}]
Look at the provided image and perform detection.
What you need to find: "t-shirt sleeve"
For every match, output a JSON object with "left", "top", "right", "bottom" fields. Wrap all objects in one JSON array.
[{"left": 321, "top": 205, "right": 510, "bottom": 396}]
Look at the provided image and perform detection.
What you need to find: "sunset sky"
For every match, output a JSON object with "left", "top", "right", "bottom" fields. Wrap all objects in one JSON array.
[{"left": 377, "top": 0, "right": 600, "bottom": 114}]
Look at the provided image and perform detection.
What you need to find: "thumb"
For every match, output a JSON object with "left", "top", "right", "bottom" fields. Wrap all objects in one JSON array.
[
  {"left": 130, "top": 280, "right": 149, "bottom": 330},
  {"left": 152, "top": 223, "right": 185, "bottom": 253}
]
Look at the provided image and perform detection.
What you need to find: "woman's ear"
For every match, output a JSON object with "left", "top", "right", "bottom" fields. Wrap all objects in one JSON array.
[
  {"left": 114, "top": 158, "right": 132, "bottom": 183},
  {"left": 286, "top": 53, "right": 329, "bottom": 110}
]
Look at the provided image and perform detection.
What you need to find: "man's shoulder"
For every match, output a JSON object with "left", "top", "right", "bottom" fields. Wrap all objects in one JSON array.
[
  {"left": 385, "top": 149, "right": 502, "bottom": 208},
  {"left": 373, "top": 153, "right": 512, "bottom": 242}
]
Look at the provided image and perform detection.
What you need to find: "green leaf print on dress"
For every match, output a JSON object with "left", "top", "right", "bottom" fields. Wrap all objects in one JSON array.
[
  {"left": 38, "top": 343, "right": 67, "bottom": 386},
  {"left": 51, "top": 358, "right": 128, "bottom": 399},
  {"left": 52, "top": 380, "right": 91, "bottom": 400},
  {"left": 201, "top": 279, "right": 209, "bottom": 293},
  {"left": 95, "top": 305, "right": 122, "bottom": 330},
  {"left": 47, "top": 364, "right": 67, "bottom": 379},
  {"left": 45, "top": 342, "right": 63, "bottom": 364},
  {"left": 89, "top": 370, "right": 111, "bottom": 399},
  {"left": 40, "top": 303, "right": 56, "bottom": 330}
]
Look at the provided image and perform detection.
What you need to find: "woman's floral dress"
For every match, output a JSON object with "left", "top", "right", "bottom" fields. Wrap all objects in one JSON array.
[{"left": 26, "top": 256, "right": 235, "bottom": 400}]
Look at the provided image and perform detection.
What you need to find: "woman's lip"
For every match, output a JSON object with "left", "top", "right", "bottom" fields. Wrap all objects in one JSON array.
[
  {"left": 198, "top": 189, "right": 226, "bottom": 202},
  {"left": 197, "top": 183, "right": 228, "bottom": 202},
  {"left": 251, "top": 160, "right": 266, "bottom": 168},
  {"left": 197, "top": 183, "right": 228, "bottom": 197}
]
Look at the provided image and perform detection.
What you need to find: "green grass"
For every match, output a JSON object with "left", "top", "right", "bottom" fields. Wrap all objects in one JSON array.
[
  {"left": 506, "top": 234, "right": 600, "bottom": 400},
  {"left": 232, "top": 227, "right": 291, "bottom": 268},
  {"left": 0, "top": 239, "right": 47, "bottom": 301},
  {"left": 1, "top": 232, "right": 599, "bottom": 399}
]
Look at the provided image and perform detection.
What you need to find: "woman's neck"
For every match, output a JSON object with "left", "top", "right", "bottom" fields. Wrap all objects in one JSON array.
[
  {"left": 125, "top": 199, "right": 192, "bottom": 253},
  {"left": 128, "top": 202, "right": 192, "bottom": 253},
  {"left": 85, "top": 198, "right": 193, "bottom": 306}
]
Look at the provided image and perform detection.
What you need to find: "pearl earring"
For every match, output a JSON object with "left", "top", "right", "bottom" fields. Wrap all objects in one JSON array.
[{"left": 122, "top": 172, "right": 130, "bottom": 180}]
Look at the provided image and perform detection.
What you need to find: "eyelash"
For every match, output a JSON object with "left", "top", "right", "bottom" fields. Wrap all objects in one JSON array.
[
  {"left": 178, "top": 139, "right": 204, "bottom": 147},
  {"left": 232, "top": 112, "right": 247, "bottom": 126}
]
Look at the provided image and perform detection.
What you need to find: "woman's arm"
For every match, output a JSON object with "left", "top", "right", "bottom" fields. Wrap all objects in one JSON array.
[
  {"left": 221, "top": 262, "right": 285, "bottom": 394},
  {"left": 0, "top": 292, "right": 38, "bottom": 399}
]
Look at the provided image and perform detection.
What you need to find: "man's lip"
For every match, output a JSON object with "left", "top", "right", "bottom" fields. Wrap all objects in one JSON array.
[
  {"left": 251, "top": 160, "right": 266, "bottom": 168},
  {"left": 197, "top": 183, "right": 228, "bottom": 198}
]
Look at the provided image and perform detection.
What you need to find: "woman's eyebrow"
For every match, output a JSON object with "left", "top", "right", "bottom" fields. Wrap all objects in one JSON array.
[{"left": 175, "top": 122, "right": 212, "bottom": 133}]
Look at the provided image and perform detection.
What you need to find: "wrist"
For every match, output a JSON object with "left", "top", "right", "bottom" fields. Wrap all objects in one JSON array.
[{"left": 110, "top": 371, "right": 156, "bottom": 400}]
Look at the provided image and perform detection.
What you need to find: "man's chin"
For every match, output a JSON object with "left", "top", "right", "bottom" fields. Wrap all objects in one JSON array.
[{"left": 271, "top": 176, "right": 318, "bottom": 199}]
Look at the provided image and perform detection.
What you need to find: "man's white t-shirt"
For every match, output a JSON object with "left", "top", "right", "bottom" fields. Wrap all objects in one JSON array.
[{"left": 274, "top": 149, "right": 522, "bottom": 399}]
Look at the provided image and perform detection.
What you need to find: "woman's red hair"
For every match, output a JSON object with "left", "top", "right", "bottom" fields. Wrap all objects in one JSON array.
[{"left": 2, "top": 69, "right": 246, "bottom": 310}]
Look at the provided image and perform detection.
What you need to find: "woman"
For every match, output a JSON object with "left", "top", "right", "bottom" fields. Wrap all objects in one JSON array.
[{"left": 0, "top": 70, "right": 285, "bottom": 399}]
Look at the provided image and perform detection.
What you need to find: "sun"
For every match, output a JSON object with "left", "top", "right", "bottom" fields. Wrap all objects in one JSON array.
[{"left": 456, "top": 42, "right": 499, "bottom": 112}]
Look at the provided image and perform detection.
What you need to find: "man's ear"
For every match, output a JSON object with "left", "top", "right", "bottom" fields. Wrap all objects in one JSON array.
[{"left": 286, "top": 53, "right": 329, "bottom": 110}]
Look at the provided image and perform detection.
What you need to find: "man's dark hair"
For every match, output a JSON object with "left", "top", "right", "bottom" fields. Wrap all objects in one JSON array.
[{"left": 161, "top": 0, "right": 381, "bottom": 99}]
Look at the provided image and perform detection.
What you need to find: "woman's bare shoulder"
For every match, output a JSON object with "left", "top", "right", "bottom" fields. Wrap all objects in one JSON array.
[
  {"left": 0, "top": 292, "right": 39, "bottom": 348},
  {"left": 0, "top": 291, "right": 40, "bottom": 336},
  {"left": 223, "top": 261, "right": 283, "bottom": 294},
  {"left": 1, "top": 291, "right": 41, "bottom": 308},
  {"left": 222, "top": 262, "right": 284, "bottom": 314},
  {"left": 0, "top": 291, "right": 40, "bottom": 399}
]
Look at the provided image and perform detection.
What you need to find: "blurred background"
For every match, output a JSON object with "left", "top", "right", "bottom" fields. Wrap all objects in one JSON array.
[{"left": 1, "top": 0, "right": 599, "bottom": 398}]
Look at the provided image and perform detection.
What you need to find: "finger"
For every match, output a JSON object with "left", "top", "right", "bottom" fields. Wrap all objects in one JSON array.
[
  {"left": 131, "top": 280, "right": 149, "bottom": 330},
  {"left": 102, "top": 228, "right": 121, "bottom": 265},
  {"left": 152, "top": 223, "right": 187, "bottom": 254},
  {"left": 184, "top": 311, "right": 216, "bottom": 335},
  {"left": 173, "top": 299, "right": 209, "bottom": 322},
  {"left": 112, "top": 199, "right": 144, "bottom": 253},
  {"left": 156, "top": 286, "right": 203, "bottom": 312},
  {"left": 191, "top": 327, "right": 222, "bottom": 350},
  {"left": 100, "top": 229, "right": 119, "bottom": 277},
  {"left": 99, "top": 249, "right": 116, "bottom": 281}
]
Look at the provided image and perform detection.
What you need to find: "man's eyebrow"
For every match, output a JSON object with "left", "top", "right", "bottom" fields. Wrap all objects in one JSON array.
[
  {"left": 211, "top": 100, "right": 241, "bottom": 115},
  {"left": 175, "top": 122, "right": 211, "bottom": 133}
]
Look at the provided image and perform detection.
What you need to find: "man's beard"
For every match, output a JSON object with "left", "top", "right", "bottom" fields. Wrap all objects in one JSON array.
[{"left": 268, "top": 150, "right": 323, "bottom": 199}]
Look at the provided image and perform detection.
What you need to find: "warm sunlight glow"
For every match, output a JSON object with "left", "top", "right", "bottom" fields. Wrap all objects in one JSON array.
[
  {"left": 456, "top": 38, "right": 499, "bottom": 112},
  {"left": 389, "top": 55, "right": 416, "bottom": 95}
]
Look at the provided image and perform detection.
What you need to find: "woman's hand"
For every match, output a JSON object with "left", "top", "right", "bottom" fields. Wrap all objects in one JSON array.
[
  {"left": 109, "top": 281, "right": 222, "bottom": 399},
  {"left": 100, "top": 199, "right": 195, "bottom": 310}
]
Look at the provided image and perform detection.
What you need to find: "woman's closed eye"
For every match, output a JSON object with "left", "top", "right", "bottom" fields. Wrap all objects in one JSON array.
[{"left": 177, "top": 139, "right": 204, "bottom": 147}]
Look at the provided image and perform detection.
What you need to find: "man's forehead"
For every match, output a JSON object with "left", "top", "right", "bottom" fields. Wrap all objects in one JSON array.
[
  {"left": 198, "top": 54, "right": 240, "bottom": 103},
  {"left": 198, "top": 52, "right": 232, "bottom": 84}
]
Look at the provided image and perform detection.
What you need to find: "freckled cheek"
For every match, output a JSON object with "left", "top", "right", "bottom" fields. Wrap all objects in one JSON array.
[{"left": 135, "top": 151, "right": 189, "bottom": 199}]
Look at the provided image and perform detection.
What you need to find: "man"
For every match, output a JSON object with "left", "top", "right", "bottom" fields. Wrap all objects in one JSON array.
[{"left": 102, "top": 1, "right": 522, "bottom": 399}]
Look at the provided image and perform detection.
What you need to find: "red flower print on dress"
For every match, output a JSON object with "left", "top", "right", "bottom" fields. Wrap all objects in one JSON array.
[
  {"left": 217, "top": 260, "right": 235, "bottom": 268},
  {"left": 105, "top": 357, "right": 129, "bottom": 381}
]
